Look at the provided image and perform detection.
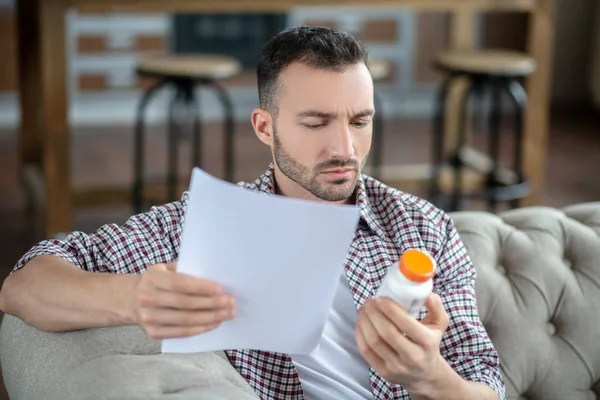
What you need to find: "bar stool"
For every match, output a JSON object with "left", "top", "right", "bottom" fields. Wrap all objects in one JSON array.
[
  {"left": 428, "top": 50, "right": 536, "bottom": 212},
  {"left": 133, "top": 54, "right": 242, "bottom": 214},
  {"left": 369, "top": 59, "right": 392, "bottom": 180}
]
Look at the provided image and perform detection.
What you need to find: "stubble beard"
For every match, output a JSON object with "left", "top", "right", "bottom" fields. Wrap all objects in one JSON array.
[{"left": 272, "top": 127, "right": 366, "bottom": 202}]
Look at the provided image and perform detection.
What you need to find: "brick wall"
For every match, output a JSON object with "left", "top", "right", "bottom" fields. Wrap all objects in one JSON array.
[{"left": 0, "top": 10, "right": 530, "bottom": 96}]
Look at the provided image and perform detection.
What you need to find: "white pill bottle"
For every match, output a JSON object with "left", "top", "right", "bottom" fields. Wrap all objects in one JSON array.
[{"left": 375, "top": 248, "right": 436, "bottom": 318}]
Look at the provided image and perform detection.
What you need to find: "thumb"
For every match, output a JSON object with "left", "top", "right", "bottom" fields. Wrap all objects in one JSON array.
[
  {"left": 165, "top": 262, "right": 177, "bottom": 272},
  {"left": 421, "top": 293, "right": 449, "bottom": 332}
]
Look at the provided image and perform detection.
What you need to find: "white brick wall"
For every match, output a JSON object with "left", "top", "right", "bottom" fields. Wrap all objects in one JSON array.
[{"left": 0, "top": 9, "right": 439, "bottom": 127}]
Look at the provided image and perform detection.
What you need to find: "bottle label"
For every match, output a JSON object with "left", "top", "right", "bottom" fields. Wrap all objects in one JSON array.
[{"left": 405, "top": 298, "right": 423, "bottom": 318}]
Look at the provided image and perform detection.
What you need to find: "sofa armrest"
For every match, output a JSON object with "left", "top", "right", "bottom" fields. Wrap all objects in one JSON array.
[{"left": 0, "top": 315, "right": 258, "bottom": 400}]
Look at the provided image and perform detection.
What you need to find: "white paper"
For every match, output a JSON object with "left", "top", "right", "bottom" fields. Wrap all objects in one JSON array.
[{"left": 161, "top": 168, "right": 360, "bottom": 355}]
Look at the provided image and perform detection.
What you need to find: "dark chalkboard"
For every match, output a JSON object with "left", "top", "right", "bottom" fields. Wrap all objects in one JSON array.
[{"left": 172, "top": 14, "right": 288, "bottom": 68}]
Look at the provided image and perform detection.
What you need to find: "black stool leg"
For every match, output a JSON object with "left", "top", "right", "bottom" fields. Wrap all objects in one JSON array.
[
  {"left": 487, "top": 79, "right": 503, "bottom": 213},
  {"left": 371, "top": 91, "right": 384, "bottom": 180},
  {"left": 133, "top": 79, "right": 168, "bottom": 214},
  {"left": 186, "top": 85, "right": 202, "bottom": 168},
  {"left": 505, "top": 79, "right": 528, "bottom": 209},
  {"left": 449, "top": 81, "right": 479, "bottom": 212},
  {"left": 167, "top": 84, "right": 187, "bottom": 203},
  {"left": 182, "top": 83, "right": 202, "bottom": 169},
  {"left": 428, "top": 75, "right": 456, "bottom": 206},
  {"left": 211, "top": 81, "right": 235, "bottom": 182},
  {"left": 473, "top": 83, "right": 487, "bottom": 135}
]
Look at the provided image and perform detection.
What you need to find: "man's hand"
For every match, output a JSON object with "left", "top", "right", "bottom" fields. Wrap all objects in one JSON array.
[
  {"left": 355, "top": 293, "right": 450, "bottom": 392},
  {"left": 133, "top": 263, "right": 235, "bottom": 339}
]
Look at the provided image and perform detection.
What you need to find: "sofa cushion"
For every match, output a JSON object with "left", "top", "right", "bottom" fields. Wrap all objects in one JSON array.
[
  {"left": 2, "top": 203, "right": 600, "bottom": 400},
  {"left": 451, "top": 202, "right": 600, "bottom": 400},
  {"left": 0, "top": 316, "right": 259, "bottom": 400}
]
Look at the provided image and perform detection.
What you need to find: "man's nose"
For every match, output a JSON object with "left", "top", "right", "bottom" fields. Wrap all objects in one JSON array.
[{"left": 330, "top": 124, "right": 355, "bottom": 160}]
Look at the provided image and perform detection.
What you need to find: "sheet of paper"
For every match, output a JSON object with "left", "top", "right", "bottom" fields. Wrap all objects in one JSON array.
[{"left": 161, "top": 168, "right": 360, "bottom": 355}]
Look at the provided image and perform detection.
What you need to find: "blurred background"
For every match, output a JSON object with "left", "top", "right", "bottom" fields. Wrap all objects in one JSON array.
[{"left": 0, "top": 0, "right": 599, "bottom": 279}]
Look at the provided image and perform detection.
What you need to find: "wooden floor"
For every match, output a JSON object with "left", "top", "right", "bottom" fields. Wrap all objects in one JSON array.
[{"left": 1, "top": 108, "right": 599, "bottom": 280}]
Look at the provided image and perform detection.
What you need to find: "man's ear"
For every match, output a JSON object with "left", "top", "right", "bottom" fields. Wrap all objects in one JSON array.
[{"left": 251, "top": 108, "right": 274, "bottom": 147}]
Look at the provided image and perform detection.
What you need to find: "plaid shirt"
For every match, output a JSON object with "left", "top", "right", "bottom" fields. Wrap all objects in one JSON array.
[{"left": 14, "top": 164, "right": 505, "bottom": 400}]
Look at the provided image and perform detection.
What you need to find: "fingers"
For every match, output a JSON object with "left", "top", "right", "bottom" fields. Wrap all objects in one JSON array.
[
  {"left": 139, "top": 289, "right": 235, "bottom": 311},
  {"left": 356, "top": 296, "right": 449, "bottom": 386},
  {"left": 361, "top": 299, "right": 419, "bottom": 357},
  {"left": 139, "top": 307, "right": 235, "bottom": 328},
  {"left": 145, "top": 322, "right": 221, "bottom": 340},
  {"left": 150, "top": 264, "right": 222, "bottom": 296},
  {"left": 421, "top": 293, "right": 450, "bottom": 332},
  {"left": 375, "top": 297, "right": 429, "bottom": 344},
  {"left": 357, "top": 307, "right": 399, "bottom": 362},
  {"left": 136, "top": 263, "right": 237, "bottom": 340},
  {"left": 355, "top": 322, "right": 388, "bottom": 373}
]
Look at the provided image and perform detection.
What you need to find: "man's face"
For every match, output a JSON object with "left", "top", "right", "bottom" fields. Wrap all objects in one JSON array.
[{"left": 270, "top": 62, "right": 374, "bottom": 202}]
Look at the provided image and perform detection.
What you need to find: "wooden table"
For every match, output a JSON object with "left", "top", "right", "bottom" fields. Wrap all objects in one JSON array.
[{"left": 17, "top": 0, "right": 556, "bottom": 237}]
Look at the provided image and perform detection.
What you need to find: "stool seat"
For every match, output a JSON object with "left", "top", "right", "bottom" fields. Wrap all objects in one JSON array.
[
  {"left": 370, "top": 59, "right": 392, "bottom": 81},
  {"left": 137, "top": 54, "right": 242, "bottom": 80},
  {"left": 133, "top": 53, "right": 240, "bottom": 213},
  {"left": 429, "top": 50, "right": 531, "bottom": 211},
  {"left": 434, "top": 50, "right": 536, "bottom": 77}
]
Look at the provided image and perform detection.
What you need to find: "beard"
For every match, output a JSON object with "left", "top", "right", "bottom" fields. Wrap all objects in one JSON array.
[{"left": 273, "top": 127, "right": 366, "bottom": 202}]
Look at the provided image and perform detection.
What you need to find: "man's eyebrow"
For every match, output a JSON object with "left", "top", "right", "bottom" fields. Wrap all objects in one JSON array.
[
  {"left": 353, "top": 109, "right": 375, "bottom": 118},
  {"left": 297, "top": 109, "right": 375, "bottom": 119},
  {"left": 297, "top": 110, "right": 337, "bottom": 119}
]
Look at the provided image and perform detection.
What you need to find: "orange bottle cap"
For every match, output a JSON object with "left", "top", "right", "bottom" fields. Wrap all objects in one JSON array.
[{"left": 399, "top": 249, "right": 435, "bottom": 283}]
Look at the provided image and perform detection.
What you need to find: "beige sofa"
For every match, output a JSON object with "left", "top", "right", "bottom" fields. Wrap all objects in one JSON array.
[{"left": 1, "top": 202, "right": 599, "bottom": 399}]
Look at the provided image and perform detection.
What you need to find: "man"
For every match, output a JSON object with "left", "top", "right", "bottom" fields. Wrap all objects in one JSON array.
[{"left": 0, "top": 27, "right": 504, "bottom": 400}]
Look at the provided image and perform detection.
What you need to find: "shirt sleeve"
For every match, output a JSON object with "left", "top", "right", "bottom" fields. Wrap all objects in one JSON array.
[
  {"left": 12, "top": 194, "right": 188, "bottom": 275},
  {"left": 433, "top": 214, "right": 506, "bottom": 400}
]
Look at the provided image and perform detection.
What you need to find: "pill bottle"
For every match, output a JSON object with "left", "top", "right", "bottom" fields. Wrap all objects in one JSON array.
[{"left": 375, "top": 248, "right": 436, "bottom": 318}]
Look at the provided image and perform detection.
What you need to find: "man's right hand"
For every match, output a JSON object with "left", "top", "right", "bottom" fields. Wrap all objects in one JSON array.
[{"left": 133, "top": 262, "right": 235, "bottom": 339}]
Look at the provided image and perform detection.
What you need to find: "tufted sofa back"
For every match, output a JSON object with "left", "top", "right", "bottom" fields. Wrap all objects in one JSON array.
[{"left": 451, "top": 202, "right": 600, "bottom": 400}]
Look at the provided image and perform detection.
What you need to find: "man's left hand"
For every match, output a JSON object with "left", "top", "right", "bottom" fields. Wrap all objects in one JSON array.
[{"left": 355, "top": 293, "right": 450, "bottom": 391}]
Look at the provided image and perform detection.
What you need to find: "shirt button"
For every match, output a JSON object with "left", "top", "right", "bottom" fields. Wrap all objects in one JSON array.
[{"left": 547, "top": 322, "right": 556, "bottom": 335}]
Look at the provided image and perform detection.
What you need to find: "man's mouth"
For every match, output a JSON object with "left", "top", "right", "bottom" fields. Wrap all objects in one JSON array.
[{"left": 321, "top": 168, "right": 356, "bottom": 179}]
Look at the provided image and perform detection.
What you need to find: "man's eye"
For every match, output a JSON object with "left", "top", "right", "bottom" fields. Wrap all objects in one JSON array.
[
  {"left": 304, "top": 123, "right": 325, "bottom": 129},
  {"left": 352, "top": 121, "right": 369, "bottom": 128}
]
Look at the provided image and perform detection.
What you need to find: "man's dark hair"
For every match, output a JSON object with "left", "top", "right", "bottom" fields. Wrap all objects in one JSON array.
[{"left": 257, "top": 26, "right": 370, "bottom": 116}]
